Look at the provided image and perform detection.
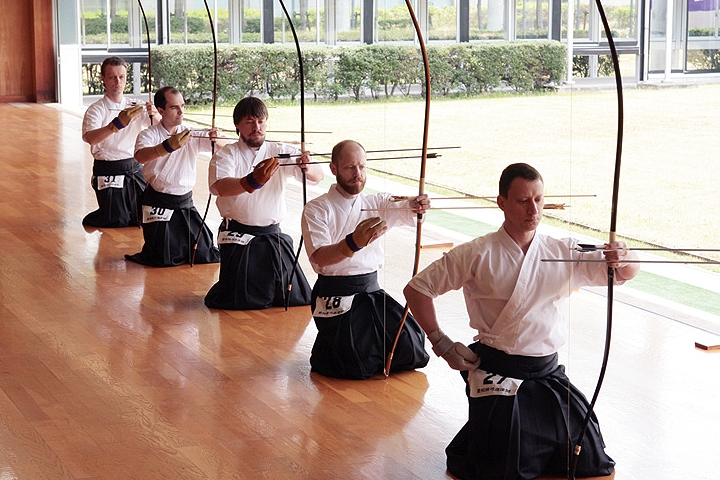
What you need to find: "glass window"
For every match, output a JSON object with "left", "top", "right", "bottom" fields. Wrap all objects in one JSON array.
[
  {"left": 604, "top": 0, "right": 637, "bottom": 39},
  {"left": 336, "top": 0, "right": 362, "bottom": 43},
  {"left": 238, "top": 0, "right": 262, "bottom": 43},
  {"left": 516, "top": 0, "right": 549, "bottom": 39},
  {"left": 275, "top": 0, "right": 320, "bottom": 43},
  {"left": 648, "top": 0, "right": 684, "bottom": 72},
  {"left": 428, "top": 0, "right": 458, "bottom": 41},
  {"left": 376, "top": 0, "right": 414, "bottom": 42},
  {"left": 168, "top": 0, "right": 229, "bottom": 44},
  {"left": 686, "top": 0, "right": 720, "bottom": 71},
  {"left": 60, "top": 0, "right": 80, "bottom": 45},
  {"left": 107, "top": 0, "right": 130, "bottom": 47},
  {"left": 80, "top": 0, "right": 133, "bottom": 47},
  {"left": 308, "top": 0, "right": 326, "bottom": 43},
  {"left": 80, "top": 0, "right": 113, "bottom": 46},
  {"left": 137, "top": 1, "right": 156, "bottom": 47},
  {"left": 79, "top": 0, "right": 156, "bottom": 47},
  {"left": 169, "top": 0, "right": 190, "bottom": 43},
  {"left": 565, "top": 0, "right": 593, "bottom": 41},
  {"left": 470, "top": 0, "right": 506, "bottom": 40},
  {"left": 563, "top": 0, "right": 638, "bottom": 42}
]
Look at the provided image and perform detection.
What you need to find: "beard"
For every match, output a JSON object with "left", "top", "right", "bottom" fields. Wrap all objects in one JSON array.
[
  {"left": 337, "top": 175, "right": 365, "bottom": 195},
  {"left": 241, "top": 131, "right": 265, "bottom": 148}
]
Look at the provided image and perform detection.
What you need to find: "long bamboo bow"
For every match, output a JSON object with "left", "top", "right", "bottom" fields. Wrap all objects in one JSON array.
[
  {"left": 278, "top": 0, "right": 309, "bottom": 311},
  {"left": 137, "top": 0, "right": 153, "bottom": 124},
  {"left": 568, "top": 1, "right": 623, "bottom": 478},
  {"left": 190, "top": 0, "right": 219, "bottom": 266},
  {"left": 384, "top": 0, "right": 431, "bottom": 377}
]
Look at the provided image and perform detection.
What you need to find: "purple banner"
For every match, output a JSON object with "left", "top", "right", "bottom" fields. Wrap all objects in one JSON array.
[{"left": 689, "top": 0, "right": 716, "bottom": 12}]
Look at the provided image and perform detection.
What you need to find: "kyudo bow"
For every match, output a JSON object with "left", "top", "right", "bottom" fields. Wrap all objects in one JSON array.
[
  {"left": 384, "top": 0, "right": 431, "bottom": 377},
  {"left": 137, "top": 0, "right": 153, "bottom": 124},
  {"left": 568, "top": 1, "right": 623, "bottom": 478},
  {"left": 190, "top": 0, "right": 219, "bottom": 266},
  {"left": 278, "top": 0, "right": 310, "bottom": 311}
]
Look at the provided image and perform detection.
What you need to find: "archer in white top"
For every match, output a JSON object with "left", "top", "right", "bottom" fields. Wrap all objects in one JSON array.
[
  {"left": 403, "top": 162, "right": 639, "bottom": 479},
  {"left": 80, "top": 56, "right": 159, "bottom": 228},
  {"left": 299, "top": 140, "right": 430, "bottom": 379},
  {"left": 203, "top": 97, "right": 323, "bottom": 310}
]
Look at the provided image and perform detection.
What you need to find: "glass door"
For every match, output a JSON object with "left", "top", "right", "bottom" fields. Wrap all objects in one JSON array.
[{"left": 686, "top": 0, "right": 720, "bottom": 71}]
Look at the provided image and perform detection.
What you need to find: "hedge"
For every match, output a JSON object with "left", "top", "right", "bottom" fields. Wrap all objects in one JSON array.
[{"left": 85, "top": 41, "right": 567, "bottom": 103}]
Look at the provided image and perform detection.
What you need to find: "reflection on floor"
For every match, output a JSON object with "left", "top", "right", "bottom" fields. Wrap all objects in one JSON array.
[{"left": 0, "top": 102, "right": 718, "bottom": 480}]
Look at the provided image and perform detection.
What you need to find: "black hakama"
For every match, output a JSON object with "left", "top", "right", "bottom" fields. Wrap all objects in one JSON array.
[
  {"left": 446, "top": 343, "right": 615, "bottom": 480},
  {"left": 125, "top": 187, "right": 220, "bottom": 267},
  {"left": 309, "top": 272, "right": 430, "bottom": 380},
  {"left": 204, "top": 220, "right": 311, "bottom": 310},
  {"left": 83, "top": 158, "right": 146, "bottom": 228}
]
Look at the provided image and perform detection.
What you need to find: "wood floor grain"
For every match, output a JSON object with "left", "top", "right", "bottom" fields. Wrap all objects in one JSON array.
[{"left": 1, "top": 102, "right": 719, "bottom": 479}]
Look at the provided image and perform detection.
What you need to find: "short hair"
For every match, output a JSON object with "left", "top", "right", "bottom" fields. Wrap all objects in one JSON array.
[
  {"left": 154, "top": 86, "right": 181, "bottom": 110},
  {"left": 101, "top": 56, "right": 127, "bottom": 76},
  {"left": 232, "top": 97, "right": 268, "bottom": 134},
  {"left": 499, "top": 163, "right": 543, "bottom": 198},
  {"left": 233, "top": 97, "right": 268, "bottom": 124},
  {"left": 331, "top": 140, "right": 365, "bottom": 166}
]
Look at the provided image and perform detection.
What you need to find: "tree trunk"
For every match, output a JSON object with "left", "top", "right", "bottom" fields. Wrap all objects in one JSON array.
[
  {"left": 477, "top": 0, "right": 482, "bottom": 29},
  {"left": 175, "top": 0, "right": 185, "bottom": 18},
  {"left": 300, "top": 0, "right": 309, "bottom": 31}
]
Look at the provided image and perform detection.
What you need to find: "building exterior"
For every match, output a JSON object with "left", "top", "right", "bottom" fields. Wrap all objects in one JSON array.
[{"left": 3, "top": 0, "right": 720, "bottom": 104}]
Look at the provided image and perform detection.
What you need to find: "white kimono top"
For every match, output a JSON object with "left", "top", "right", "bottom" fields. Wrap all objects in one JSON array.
[
  {"left": 82, "top": 94, "right": 151, "bottom": 160},
  {"left": 408, "top": 227, "right": 617, "bottom": 356},
  {"left": 302, "top": 185, "right": 417, "bottom": 276},
  {"left": 135, "top": 124, "right": 212, "bottom": 196},
  {"left": 208, "top": 140, "right": 313, "bottom": 226}
]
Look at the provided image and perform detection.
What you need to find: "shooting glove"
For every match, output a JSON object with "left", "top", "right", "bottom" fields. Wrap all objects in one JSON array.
[
  {"left": 338, "top": 217, "right": 387, "bottom": 257},
  {"left": 155, "top": 129, "right": 192, "bottom": 156},
  {"left": 240, "top": 157, "right": 279, "bottom": 193},
  {"left": 110, "top": 105, "right": 143, "bottom": 132},
  {"left": 428, "top": 329, "right": 480, "bottom": 371}
]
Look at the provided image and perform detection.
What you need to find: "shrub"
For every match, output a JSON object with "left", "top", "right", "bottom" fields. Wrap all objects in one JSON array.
[
  {"left": 88, "top": 41, "right": 566, "bottom": 103},
  {"left": 573, "top": 54, "right": 616, "bottom": 78},
  {"left": 366, "top": 45, "right": 421, "bottom": 98}
]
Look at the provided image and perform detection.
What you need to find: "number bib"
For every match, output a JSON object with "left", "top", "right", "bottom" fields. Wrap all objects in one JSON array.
[
  {"left": 468, "top": 368, "right": 523, "bottom": 398},
  {"left": 142, "top": 205, "right": 174, "bottom": 223},
  {"left": 217, "top": 231, "right": 255, "bottom": 245},
  {"left": 97, "top": 175, "right": 125, "bottom": 190},
  {"left": 314, "top": 295, "right": 354, "bottom": 318}
]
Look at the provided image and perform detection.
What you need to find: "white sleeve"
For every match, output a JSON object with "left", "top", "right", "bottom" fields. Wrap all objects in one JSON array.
[
  {"left": 408, "top": 241, "right": 477, "bottom": 298},
  {"left": 208, "top": 144, "right": 242, "bottom": 194},
  {"left": 301, "top": 199, "right": 332, "bottom": 259},
  {"left": 82, "top": 103, "right": 108, "bottom": 138},
  {"left": 134, "top": 128, "right": 156, "bottom": 153}
]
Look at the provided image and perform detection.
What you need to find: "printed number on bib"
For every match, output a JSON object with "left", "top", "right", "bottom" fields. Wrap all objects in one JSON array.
[
  {"left": 98, "top": 175, "right": 125, "bottom": 190},
  {"left": 218, "top": 231, "right": 255, "bottom": 245},
  {"left": 142, "top": 205, "right": 174, "bottom": 223},
  {"left": 468, "top": 368, "right": 523, "bottom": 398},
  {"left": 314, "top": 295, "right": 354, "bottom": 318}
]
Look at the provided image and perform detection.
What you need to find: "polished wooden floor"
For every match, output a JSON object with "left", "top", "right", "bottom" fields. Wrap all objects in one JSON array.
[{"left": 1, "top": 102, "right": 719, "bottom": 480}]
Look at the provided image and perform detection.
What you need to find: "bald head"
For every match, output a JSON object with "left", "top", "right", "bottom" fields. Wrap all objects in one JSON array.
[
  {"left": 331, "top": 140, "right": 365, "bottom": 165},
  {"left": 331, "top": 140, "right": 367, "bottom": 196}
]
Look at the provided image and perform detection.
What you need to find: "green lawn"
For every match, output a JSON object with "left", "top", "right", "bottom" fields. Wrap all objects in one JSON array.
[
  {"left": 187, "top": 84, "right": 720, "bottom": 316},
  {"left": 187, "top": 82, "right": 720, "bottom": 267}
]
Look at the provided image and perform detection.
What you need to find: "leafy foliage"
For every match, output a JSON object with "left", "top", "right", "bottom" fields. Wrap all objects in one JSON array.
[
  {"left": 83, "top": 41, "right": 567, "bottom": 102},
  {"left": 573, "top": 54, "right": 617, "bottom": 78}
]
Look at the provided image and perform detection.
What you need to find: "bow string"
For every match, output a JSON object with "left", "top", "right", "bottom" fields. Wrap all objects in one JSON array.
[
  {"left": 202, "top": 0, "right": 218, "bottom": 151},
  {"left": 568, "top": 1, "right": 623, "bottom": 478},
  {"left": 137, "top": 0, "right": 153, "bottom": 124},
  {"left": 190, "top": 0, "right": 219, "bottom": 266},
  {"left": 384, "top": 0, "right": 431, "bottom": 377},
  {"left": 278, "top": 0, "right": 309, "bottom": 311}
]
